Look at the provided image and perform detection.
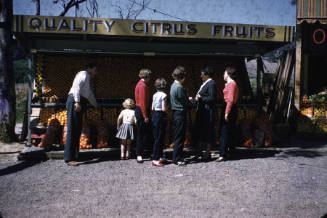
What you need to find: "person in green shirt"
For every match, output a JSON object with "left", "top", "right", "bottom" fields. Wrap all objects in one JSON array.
[{"left": 170, "top": 66, "right": 193, "bottom": 166}]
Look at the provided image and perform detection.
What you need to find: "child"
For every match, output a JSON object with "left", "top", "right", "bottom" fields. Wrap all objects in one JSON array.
[
  {"left": 151, "top": 78, "right": 168, "bottom": 167},
  {"left": 170, "top": 66, "right": 193, "bottom": 166},
  {"left": 116, "top": 98, "right": 137, "bottom": 160}
]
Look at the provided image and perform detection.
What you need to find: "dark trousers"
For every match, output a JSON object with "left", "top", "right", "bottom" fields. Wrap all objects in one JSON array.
[
  {"left": 172, "top": 110, "right": 187, "bottom": 163},
  {"left": 152, "top": 111, "right": 167, "bottom": 161},
  {"left": 135, "top": 106, "right": 151, "bottom": 156},
  {"left": 219, "top": 105, "right": 237, "bottom": 158},
  {"left": 64, "top": 95, "right": 87, "bottom": 162}
]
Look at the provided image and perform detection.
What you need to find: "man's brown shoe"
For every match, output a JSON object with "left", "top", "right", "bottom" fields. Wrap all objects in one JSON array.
[{"left": 66, "top": 161, "right": 79, "bottom": 166}]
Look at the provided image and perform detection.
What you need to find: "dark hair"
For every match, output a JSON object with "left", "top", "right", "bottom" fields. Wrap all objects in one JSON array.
[
  {"left": 225, "top": 66, "right": 237, "bottom": 80},
  {"left": 85, "top": 62, "right": 96, "bottom": 70},
  {"left": 154, "top": 78, "right": 167, "bottom": 89},
  {"left": 201, "top": 66, "right": 213, "bottom": 77},
  {"left": 172, "top": 66, "right": 186, "bottom": 80}
]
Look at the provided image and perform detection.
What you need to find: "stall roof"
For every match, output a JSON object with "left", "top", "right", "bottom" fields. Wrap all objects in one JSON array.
[
  {"left": 14, "top": 15, "right": 295, "bottom": 57},
  {"left": 297, "top": 0, "right": 327, "bottom": 24}
]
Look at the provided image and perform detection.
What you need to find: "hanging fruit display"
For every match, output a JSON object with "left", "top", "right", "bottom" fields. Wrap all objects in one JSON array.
[{"left": 34, "top": 52, "right": 268, "bottom": 149}]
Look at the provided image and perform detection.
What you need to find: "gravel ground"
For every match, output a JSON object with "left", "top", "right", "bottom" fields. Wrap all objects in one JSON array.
[{"left": 1, "top": 138, "right": 327, "bottom": 218}]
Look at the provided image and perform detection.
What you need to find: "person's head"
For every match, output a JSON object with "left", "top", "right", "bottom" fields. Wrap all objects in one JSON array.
[
  {"left": 172, "top": 66, "right": 187, "bottom": 83},
  {"left": 200, "top": 66, "right": 213, "bottom": 82},
  {"left": 154, "top": 78, "right": 167, "bottom": 90},
  {"left": 224, "top": 66, "right": 237, "bottom": 82},
  {"left": 122, "top": 98, "right": 136, "bottom": 109},
  {"left": 85, "top": 62, "right": 97, "bottom": 77},
  {"left": 139, "top": 68, "right": 152, "bottom": 82}
]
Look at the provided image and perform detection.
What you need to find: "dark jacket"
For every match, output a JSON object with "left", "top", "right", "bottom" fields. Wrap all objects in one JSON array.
[
  {"left": 197, "top": 79, "right": 217, "bottom": 121},
  {"left": 196, "top": 79, "right": 217, "bottom": 143}
]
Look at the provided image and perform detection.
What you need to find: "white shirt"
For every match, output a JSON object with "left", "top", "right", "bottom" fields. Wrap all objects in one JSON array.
[
  {"left": 118, "top": 109, "right": 137, "bottom": 124},
  {"left": 68, "top": 71, "right": 97, "bottom": 107},
  {"left": 197, "top": 78, "right": 212, "bottom": 94},
  {"left": 152, "top": 91, "right": 167, "bottom": 111}
]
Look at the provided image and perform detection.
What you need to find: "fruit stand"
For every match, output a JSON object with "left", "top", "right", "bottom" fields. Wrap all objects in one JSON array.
[
  {"left": 13, "top": 15, "right": 295, "bottom": 149},
  {"left": 295, "top": 0, "right": 327, "bottom": 135}
]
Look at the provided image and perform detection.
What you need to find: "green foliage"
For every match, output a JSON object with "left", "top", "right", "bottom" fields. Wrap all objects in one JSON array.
[
  {"left": 0, "top": 114, "right": 12, "bottom": 143},
  {"left": 309, "top": 93, "right": 327, "bottom": 103},
  {"left": 13, "top": 59, "right": 29, "bottom": 83}
]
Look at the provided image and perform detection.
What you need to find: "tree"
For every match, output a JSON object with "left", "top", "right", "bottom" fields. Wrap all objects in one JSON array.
[
  {"left": 0, "top": 0, "right": 17, "bottom": 142},
  {"left": 31, "top": 0, "right": 149, "bottom": 18}
]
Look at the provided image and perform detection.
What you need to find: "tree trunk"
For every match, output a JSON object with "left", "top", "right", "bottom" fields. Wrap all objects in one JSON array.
[{"left": 0, "top": 0, "right": 16, "bottom": 142}]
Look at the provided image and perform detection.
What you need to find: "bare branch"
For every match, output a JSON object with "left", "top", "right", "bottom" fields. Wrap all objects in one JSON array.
[
  {"left": 111, "top": 2, "right": 124, "bottom": 19},
  {"left": 126, "top": 0, "right": 136, "bottom": 19},
  {"left": 133, "top": 0, "right": 150, "bottom": 19},
  {"left": 111, "top": 0, "right": 151, "bottom": 19},
  {"left": 30, "top": 0, "right": 40, "bottom": 15},
  {"left": 86, "top": 0, "right": 99, "bottom": 18},
  {"left": 59, "top": 0, "right": 87, "bottom": 17}
]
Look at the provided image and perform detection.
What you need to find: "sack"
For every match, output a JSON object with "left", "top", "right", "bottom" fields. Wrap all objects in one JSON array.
[
  {"left": 97, "top": 121, "right": 109, "bottom": 148},
  {"left": 79, "top": 119, "right": 92, "bottom": 149}
]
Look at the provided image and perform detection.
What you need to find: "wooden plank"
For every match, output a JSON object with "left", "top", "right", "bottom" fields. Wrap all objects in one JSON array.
[{"left": 295, "top": 24, "right": 302, "bottom": 110}]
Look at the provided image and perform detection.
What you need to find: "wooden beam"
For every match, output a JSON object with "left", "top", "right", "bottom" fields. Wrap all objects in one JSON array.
[{"left": 294, "top": 24, "right": 302, "bottom": 110}]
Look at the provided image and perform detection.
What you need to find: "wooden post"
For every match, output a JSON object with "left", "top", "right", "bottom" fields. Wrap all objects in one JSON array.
[
  {"left": 294, "top": 24, "right": 302, "bottom": 110},
  {"left": 256, "top": 57, "right": 264, "bottom": 111},
  {"left": 27, "top": 57, "right": 34, "bottom": 145}
]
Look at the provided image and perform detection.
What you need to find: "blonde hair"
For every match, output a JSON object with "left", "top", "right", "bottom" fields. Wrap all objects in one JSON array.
[
  {"left": 139, "top": 68, "right": 152, "bottom": 79},
  {"left": 122, "top": 98, "right": 135, "bottom": 109}
]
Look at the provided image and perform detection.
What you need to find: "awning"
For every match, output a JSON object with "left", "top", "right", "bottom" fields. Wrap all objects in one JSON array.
[{"left": 297, "top": 0, "right": 327, "bottom": 24}]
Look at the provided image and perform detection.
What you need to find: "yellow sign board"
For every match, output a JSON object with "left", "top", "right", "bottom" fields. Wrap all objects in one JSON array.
[{"left": 13, "top": 15, "right": 295, "bottom": 42}]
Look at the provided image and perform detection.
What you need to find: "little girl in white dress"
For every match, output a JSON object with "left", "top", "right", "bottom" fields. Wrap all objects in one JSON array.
[{"left": 116, "top": 98, "right": 137, "bottom": 160}]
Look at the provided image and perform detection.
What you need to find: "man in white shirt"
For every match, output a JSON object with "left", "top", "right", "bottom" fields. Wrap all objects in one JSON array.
[{"left": 64, "top": 62, "right": 98, "bottom": 166}]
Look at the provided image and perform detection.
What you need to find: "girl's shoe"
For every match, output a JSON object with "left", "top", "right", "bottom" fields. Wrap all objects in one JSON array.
[
  {"left": 137, "top": 156, "right": 143, "bottom": 163},
  {"left": 125, "top": 156, "right": 129, "bottom": 160},
  {"left": 152, "top": 161, "right": 164, "bottom": 167}
]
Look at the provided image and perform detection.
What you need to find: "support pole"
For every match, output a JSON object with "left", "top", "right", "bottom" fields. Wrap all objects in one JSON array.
[
  {"left": 27, "top": 57, "right": 34, "bottom": 145},
  {"left": 294, "top": 24, "right": 302, "bottom": 110}
]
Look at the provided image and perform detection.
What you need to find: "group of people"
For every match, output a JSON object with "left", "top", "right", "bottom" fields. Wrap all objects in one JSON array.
[{"left": 64, "top": 63, "right": 239, "bottom": 167}]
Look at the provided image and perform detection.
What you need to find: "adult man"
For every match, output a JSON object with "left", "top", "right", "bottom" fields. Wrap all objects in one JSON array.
[{"left": 64, "top": 62, "right": 98, "bottom": 166}]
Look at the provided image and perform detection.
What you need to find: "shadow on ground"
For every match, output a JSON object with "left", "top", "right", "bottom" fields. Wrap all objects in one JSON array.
[
  {"left": 277, "top": 135, "right": 327, "bottom": 149},
  {"left": 0, "top": 160, "right": 42, "bottom": 177}
]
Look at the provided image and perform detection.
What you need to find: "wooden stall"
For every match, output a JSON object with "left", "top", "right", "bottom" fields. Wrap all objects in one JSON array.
[{"left": 13, "top": 15, "right": 295, "bottom": 148}]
